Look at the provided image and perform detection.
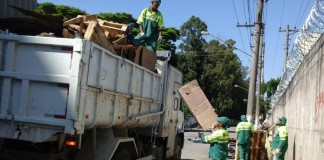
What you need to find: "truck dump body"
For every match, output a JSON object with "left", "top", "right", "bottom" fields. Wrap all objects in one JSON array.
[{"left": 0, "top": 35, "right": 163, "bottom": 142}]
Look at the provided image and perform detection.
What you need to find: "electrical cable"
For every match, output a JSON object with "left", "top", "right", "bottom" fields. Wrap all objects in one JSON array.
[
  {"left": 231, "top": 0, "right": 249, "bottom": 58},
  {"left": 270, "top": 0, "right": 286, "bottom": 78},
  {"left": 294, "top": 0, "right": 306, "bottom": 27},
  {"left": 296, "top": 0, "right": 312, "bottom": 27}
]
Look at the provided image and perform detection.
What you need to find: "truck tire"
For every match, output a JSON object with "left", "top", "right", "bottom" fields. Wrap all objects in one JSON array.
[
  {"left": 153, "top": 146, "right": 164, "bottom": 160},
  {"left": 112, "top": 149, "right": 132, "bottom": 160},
  {"left": 173, "top": 138, "right": 182, "bottom": 160}
]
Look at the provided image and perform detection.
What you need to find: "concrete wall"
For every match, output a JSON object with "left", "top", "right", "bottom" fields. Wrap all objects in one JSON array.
[
  {"left": 269, "top": 34, "right": 324, "bottom": 159},
  {"left": 0, "top": 0, "right": 37, "bottom": 18}
]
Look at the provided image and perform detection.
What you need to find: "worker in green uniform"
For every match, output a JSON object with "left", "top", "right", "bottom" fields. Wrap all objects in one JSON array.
[
  {"left": 236, "top": 115, "right": 254, "bottom": 160},
  {"left": 134, "top": 0, "right": 164, "bottom": 53},
  {"left": 272, "top": 116, "right": 288, "bottom": 160},
  {"left": 201, "top": 116, "right": 229, "bottom": 160}
]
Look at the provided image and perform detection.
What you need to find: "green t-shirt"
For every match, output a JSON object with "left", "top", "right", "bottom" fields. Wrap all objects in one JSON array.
[{"left": 137, "top": 8, "right": 164, "bottom": 40}]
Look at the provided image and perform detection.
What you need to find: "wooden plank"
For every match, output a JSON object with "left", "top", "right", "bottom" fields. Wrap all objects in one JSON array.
[
  {"left": 250, "top": 131, "right": 266, "bottom": 160},
  {"left": 94, "top": 23, "right": 116, "bottom": 53},
  {"left": 63, "top": 17, "right": 83, "bottom": 26},
  {"left": 81, "top": 14, "right": 97, "bottom": 21},
  {"left": 79, "top": 18, "right": 85, "bottom": 38},
  {"left": 104, "top": 30, "right": 110, "bottom": 38},
  {"left": 100, "top": 25, "right": 127, "bottom": 32},
  {"left": 91, "top": 32, "right": 102, "bottom": 46},
  {"left": 113, "top": 44, "right": 134, "bottom": 50},
  {"left": 84, "top": 20, "right": 97, "bottom": 40},
  {"left": 98, "top": 20, "right": 128, "bottom": 38},
  {"left": 62, "top": 29, "right": 75, "bottom": 38},
  {"left": 65, "top": 24, "right": 84, "bottom": 38},
  {"left": 68, "top": 24, "right": 81, "bottom": 30},
  {"left": 98, "top": 20, "right": 128, "bottom": 31},
  {"left": 112, "top": 34, "right": 127, "bottom": 45}
]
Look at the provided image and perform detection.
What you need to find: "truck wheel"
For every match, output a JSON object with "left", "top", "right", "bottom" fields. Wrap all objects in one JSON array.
[
  {"left": 112, "top": 149, "right": 132, "bottom": 160},
  {"left": 173, "top": 138, "right": 182, "bottom": 160},
  {"left": 153, "top": 146, "right": 164, "bottom": 160}
]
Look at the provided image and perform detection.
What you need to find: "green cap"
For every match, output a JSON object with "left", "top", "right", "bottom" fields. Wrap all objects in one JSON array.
[
  {"left": 151, "top": 0, "right": 161, "bottom": 2},
  {"left": 217, "top": 117, "right": 229, "bottom": 127},
  {"left": 241, "top": 115, "right": 247, "bottom": 122},
  {"left": 278, "top": 116, "right": 287, "bottom": 125}
]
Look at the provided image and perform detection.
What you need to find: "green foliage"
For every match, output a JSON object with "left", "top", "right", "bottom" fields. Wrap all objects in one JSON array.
[
  {"left": 35, "top": 3, "right": 180, "bottom": 58},
  {"left": 261, "top": 78, "right": 280, "bottom": 99},
  {"left": 260, "top": 78, "right": 280, "bottom": 117},
  {"left": 34, "top": 3, "right": 250, "bottom": 120},
  {"left": 36, "top": 2, "right": 87, "bottom": 19},
  {"left": 179, "top": 16, "right": 207, "bottom": 52},
  {"left": 177, "top": 16, "right": 248, "bottom": 119},
  {"left": 157, "top": 27, "right": 180, "bottom": 66},
  {"left": 97, "top": 13, "right": 137, "bottom": 24}
]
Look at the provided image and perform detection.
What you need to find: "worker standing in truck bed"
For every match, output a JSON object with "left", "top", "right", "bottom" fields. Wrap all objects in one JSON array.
[{"left": 134, "top": 0, "right": 164, "bottom": 53}]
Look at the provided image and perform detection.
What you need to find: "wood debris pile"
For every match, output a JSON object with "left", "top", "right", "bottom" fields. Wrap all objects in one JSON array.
[
  {"left": 63, "top": 15, "right": 134, "bottom": 60},
  {"left": 62, "top": 15, "right": 156, "bottom": 71}
]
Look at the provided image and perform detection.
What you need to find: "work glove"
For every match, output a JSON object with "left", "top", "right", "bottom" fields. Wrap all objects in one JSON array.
[
  {"left": 157, "top": 36, "right": 162, "bottom": 43},
  {"left": 273, "top": 148, "right": 280, "bottom": 155},
  {"left": 139, "top": 32, "right": 147, "bottom": 40},
  {"left": 201, "top": 134, "right": 206, "bottom": 143}
]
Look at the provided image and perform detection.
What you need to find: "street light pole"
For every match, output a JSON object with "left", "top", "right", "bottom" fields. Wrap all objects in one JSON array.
[
  {"left": 201, "top": 31, "right": 251, "bottom": 57},
  {"left": 234, "top": 85, "right": 248, "bottom": 92}
]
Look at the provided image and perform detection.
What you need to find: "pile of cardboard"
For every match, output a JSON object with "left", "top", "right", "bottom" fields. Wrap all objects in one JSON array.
[{"left": 62, "top": 15, "right": 156, "bottom": 71}]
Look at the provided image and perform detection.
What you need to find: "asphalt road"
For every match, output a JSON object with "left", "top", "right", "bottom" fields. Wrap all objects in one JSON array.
[{"left": 181, "top": 127, "right": 237, "bottom": 160}]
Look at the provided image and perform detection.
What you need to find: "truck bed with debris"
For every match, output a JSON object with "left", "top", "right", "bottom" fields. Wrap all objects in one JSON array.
[{"left": 0, "top": 33, "right": 165, "bottom": 142}]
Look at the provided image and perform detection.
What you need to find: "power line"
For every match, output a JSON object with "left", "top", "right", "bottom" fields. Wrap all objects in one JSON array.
[
  {"left": 296, "top": 0, "right": 312, "bottom": 27},
  {"left": 270, "top": 0, "right": 286, "bottom": 78},
  {"left": 294, "top": 0, "right": 306, "bottom": 27},
  {"left": 231, "top": 0, "right": 248, "bottom": 56},
  {"left": 245, "top": 0, "right": 253, "bottom": 48}
]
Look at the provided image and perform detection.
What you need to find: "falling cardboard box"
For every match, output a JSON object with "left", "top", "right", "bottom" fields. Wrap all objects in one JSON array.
[{"left": 178, "top": 79, "right": 218, "bottom": 130}]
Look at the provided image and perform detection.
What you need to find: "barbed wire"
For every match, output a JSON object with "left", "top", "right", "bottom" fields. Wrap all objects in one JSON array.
[{"left": 269, "top": 0, "right": 324, "bottom": 108}]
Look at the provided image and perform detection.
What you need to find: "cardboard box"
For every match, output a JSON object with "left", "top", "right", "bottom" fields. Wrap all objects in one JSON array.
[
  {"left": 134, "top": 46, "right": 143, "bottom": 65},
  {"left": 178, "top": 80, "right": 218, "bottom": 130},
  {"left": 134, "top": 46, "right": 156, "bottom": 72},
  {"left": 141, "top": 47, "right": 156, "bottom": 71}
]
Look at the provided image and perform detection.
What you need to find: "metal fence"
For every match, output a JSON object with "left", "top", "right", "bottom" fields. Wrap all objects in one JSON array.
[{"left": 270, "top": 0, "right": 324, "bottom": 109}]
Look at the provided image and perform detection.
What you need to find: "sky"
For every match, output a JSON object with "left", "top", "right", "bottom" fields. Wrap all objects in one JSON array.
[{"left": 38, "top": 0, "right": 316, "bottom": 81}]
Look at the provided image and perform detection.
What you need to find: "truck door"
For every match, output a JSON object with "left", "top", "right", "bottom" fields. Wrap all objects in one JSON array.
[{"left": 163, "top": 66, "right": 183, "bottom": 159}]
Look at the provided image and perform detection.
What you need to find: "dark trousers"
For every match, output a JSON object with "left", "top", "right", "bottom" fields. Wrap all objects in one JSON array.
[{"left": 238, "top": 143, "right": 249, "bottom": 160}]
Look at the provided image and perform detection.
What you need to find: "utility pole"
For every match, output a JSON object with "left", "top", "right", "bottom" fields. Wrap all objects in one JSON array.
[
  {"left": 255, "top": 36, "right": 265, "bottom": 129},
  {"left": 246, "top": 0, "right": 264, "bottom": 122},
  {"left": 279, "top": 25, "right": 299, "bottom": 71}
]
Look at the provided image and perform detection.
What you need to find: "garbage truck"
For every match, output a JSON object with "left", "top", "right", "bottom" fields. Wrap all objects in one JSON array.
[{"left": 0, "top": 32, "right": 184, "bottom": 160}]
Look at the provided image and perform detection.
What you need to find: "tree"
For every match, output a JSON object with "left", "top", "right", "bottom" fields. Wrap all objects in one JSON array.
[
  {"left": 177, "top": 16, "right": 207, "bottom": 83},
  {"left": 157, "top": 27, "right": 180, "bottom": 66},
  {"left": 35, "top": 3, "right": 180, "bottom": 58},
  {"left": 260, "top": 78, "right": 280, "bottom": 117},
  {"left": 177, "top": 16, "right": 248, "bottom": 119},
  {"left": 36, "top": 2, "right": 87, "bottom": 20},
  {"left": 97, "top": 13, "right": 136, "bottom": 24}
]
